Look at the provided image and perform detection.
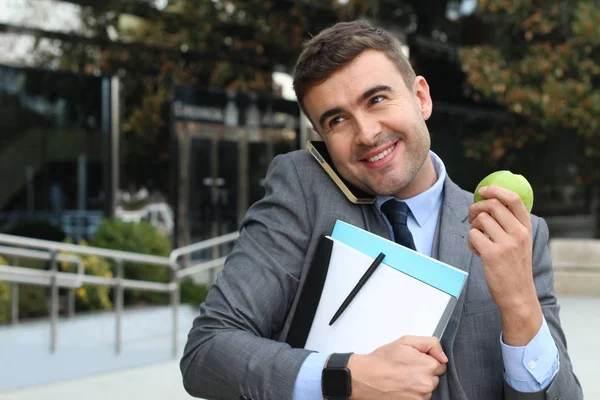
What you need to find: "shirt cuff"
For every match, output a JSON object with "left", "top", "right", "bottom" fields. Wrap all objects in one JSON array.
[
  {"left": 500, "top": 316, "right": 560, "bottom": 392},
  {"left": 292, "top": 352, "right": 329, "bottom": 400}
]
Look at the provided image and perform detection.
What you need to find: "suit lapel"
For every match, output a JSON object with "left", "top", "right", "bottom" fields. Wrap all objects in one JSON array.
[
  {"left": 437, "top": 177, "right": 473, "bottom": 277},
  {"left": 437, "top": 176, "right": 472, "bottom": 347},
  {"left": 435, "top": 177, "right": 474, "bottom": 400}
]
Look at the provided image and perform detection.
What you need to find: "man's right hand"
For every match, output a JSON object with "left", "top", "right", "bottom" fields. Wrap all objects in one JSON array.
[{"left": 346, "top": 336, "right": 448, "bottom": 400}]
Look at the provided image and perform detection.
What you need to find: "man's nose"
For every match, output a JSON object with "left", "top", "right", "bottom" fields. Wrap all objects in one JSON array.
[{"left": 354, "top": 114, "right": 382, "bottom": 146}]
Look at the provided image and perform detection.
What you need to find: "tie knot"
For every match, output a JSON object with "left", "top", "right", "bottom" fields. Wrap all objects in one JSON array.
[{"left": 381, "top": 199, "right": 410, "bottom": 225}]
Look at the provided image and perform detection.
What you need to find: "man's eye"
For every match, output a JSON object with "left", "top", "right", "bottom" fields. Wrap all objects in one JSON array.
[
  {"left": 329, "top": 116, "right": 345, "bottom": 127},
  {"left": 370, "top": 95, "right": 385, "bottom": 105}
]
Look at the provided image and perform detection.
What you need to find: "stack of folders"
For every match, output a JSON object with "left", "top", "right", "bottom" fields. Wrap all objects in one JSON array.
[{"left": 286, "top": 220, "right": 469, "bottom": 354}]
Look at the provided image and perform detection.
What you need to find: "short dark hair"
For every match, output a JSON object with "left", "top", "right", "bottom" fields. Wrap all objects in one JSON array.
[{"left": 292, "top": 20, "right": 416, "bottom": 116}]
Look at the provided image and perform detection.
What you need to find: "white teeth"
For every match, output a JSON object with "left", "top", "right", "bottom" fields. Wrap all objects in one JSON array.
[{"left": 366, "top": 144, "right": 395, "bottom": 162}]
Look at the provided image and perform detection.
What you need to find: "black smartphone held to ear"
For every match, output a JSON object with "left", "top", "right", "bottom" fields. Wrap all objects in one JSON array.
[{"left": 306, "top": 140, "right": 376, "bottom": 205}]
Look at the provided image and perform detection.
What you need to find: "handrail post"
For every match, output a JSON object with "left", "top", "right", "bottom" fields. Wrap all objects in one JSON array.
[
  {"left": 68, "top": 288, "right": 76, "bottom": 318},
  {"left": 49, "top": 249, "right": 58, "bottom": 353},
  {"left": 171, "top": 261, "right": 180, "bottom": 358},
  {"left": 115, "top": 259, "right": 124, "bottom": 354}
]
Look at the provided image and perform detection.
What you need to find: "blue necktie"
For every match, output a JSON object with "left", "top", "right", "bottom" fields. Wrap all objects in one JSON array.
[{"left": 381, "top": 199, "right": 416, "bottom": 251}]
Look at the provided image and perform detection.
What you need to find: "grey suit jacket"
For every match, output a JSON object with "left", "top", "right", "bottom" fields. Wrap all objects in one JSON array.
[{"left": 181, "top": 150, "right": 582, "bottom": 400}]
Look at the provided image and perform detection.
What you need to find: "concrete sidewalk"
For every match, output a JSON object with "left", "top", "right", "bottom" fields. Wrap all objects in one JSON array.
[
  {"left": 556, "top": 296, "right": 599, "bottom": 399},
  {"left": 1, "top": 295, "right": 598, "bottom": 399},
  {"left": 0, "top": 305, "right": 200, "bottom": 393},
  {"left": 0, "top": 360, "right": 194, "bottom": 400}
]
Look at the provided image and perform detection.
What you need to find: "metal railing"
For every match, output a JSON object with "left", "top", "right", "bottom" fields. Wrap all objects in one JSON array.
[
  {"left": 0, "top": 231, "right": 240, "bottom": 357},
  {"left": 168, "top": 231, "right": 240, "bottom": 354},
  {"left": 0, "top": 245, "right": 84, "bottom": 324}
]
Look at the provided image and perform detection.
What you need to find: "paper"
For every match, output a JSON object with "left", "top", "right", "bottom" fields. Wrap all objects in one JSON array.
[{"left": 303, "top": 237, "right": 460, "bottom": 354}]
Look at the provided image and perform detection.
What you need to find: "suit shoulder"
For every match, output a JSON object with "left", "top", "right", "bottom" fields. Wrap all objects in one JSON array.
[
  {"left": 274, "top": 149, "right": 321, "bottom": 171},
  {"left": 267, "top": 149, "right": 348, "bottom": 206},
  {"left": 270, "top": 149, "right": 327, "bottom": 183}
]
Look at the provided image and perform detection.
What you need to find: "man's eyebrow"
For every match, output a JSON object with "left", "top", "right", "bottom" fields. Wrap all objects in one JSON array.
[
  {"left": 317, "top": 85, "right": 393, "bottom": 129},
  {"left": 318, "top": 107, "right": 344, "bottom": 129},
  {"left": 358, "top": 85, "right": 393, "bottom": 103}
]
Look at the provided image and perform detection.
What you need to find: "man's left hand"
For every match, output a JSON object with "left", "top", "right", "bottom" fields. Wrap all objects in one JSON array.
[{"left": 467, "top": 185, "right": 542, "bottom": 346}]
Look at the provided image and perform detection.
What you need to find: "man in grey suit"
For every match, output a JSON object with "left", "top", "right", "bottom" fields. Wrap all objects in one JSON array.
[{"left": 181, "top": 20, "right": 582, "bottom": 400}]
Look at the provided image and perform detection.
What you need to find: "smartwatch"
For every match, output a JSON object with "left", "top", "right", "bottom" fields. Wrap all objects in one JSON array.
[{"left": 321, "top": 352, "right": 353, "bottom": 399}]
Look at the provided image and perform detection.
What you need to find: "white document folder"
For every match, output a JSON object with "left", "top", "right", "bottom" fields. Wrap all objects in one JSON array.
[{"left": 302, "top": 220, "right": 468, "bottom": 354}]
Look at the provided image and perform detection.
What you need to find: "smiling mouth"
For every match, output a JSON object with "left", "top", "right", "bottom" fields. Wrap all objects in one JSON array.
[{"left": 364, "top": 143, "right": 396, "bottom": 163}]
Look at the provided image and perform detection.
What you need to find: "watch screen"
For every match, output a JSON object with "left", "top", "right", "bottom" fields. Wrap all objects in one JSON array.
[{"left": 322, "top": 368, "right": 350, "bottom": 396}]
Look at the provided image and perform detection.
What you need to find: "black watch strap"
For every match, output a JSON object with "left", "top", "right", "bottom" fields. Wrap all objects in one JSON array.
[
  {"left": 327, "top": 352, "right": 353, "bottom": 368},
  {"left": 322, "top": 352, "right": 354, "bottom": 400}
]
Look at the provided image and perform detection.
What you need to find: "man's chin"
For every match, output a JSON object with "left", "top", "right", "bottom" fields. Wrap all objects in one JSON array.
[
  {"left": 364, "top": 182, "right": 405, "bottom": 197},
  {"left": 366, "top": 173, "right": 417, "bottom": 196}
]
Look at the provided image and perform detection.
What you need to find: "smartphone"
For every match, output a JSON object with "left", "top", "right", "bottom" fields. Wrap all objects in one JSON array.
[{"left": 306, "top": 140, "right": 376, "bottom": 205}]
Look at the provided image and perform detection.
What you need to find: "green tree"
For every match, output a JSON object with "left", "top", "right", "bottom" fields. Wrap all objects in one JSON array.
[
  {"left": 28, "top": 0, "right": 466, "bottom": 194},
  {"left": 459, "top": 0, "right": 600, "bottom": 184},
  {"left": 42, "top": 0, "right": 368, "bottom": 192}
]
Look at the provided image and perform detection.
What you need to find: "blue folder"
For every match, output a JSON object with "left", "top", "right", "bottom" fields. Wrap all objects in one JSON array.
[{"left": 331, "top": 220, "right": 467, "bottom": 298}]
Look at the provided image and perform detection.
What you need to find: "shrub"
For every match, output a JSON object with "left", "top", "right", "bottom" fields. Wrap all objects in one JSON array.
[
  {"left": 90, "top": 219, "right": 172, "bottom": 305},
  {"left": 17, "top": 285, "right": 47, "bottom": 319},
  {"left": 0, "top": 256, "right": 10, "bottom": 323},
  {"left": 60, "top": 240, "right": 113, "bottom": 312},
  {"left": 180, "top": 278, "right": 209, "bottom": 308},
  {"left": 0, "top": 255, "right": 47, "bottom": 322},
  {"left": 5, "top": 219, "right": 67, "bottom": 318}
]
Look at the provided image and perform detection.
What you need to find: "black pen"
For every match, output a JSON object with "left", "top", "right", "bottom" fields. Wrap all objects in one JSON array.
[{"left": 329, "top": 252, "right": 386, "bottom": 326}]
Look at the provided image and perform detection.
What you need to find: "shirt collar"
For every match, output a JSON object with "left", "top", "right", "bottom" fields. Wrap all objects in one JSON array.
[{"left": 375, "top": 151, "right": 446, "bottom": 228}]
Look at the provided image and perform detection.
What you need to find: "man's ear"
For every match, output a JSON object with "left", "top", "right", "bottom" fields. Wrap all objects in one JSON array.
[{"left": 413, "top": 76, "right": 433, "bottom": 120}]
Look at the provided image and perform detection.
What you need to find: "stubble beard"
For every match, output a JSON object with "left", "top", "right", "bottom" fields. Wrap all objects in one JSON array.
[
  {"left": 361, "top": 164, "right": 420, "bottom": 197},
  {"left": 358, "top": 140, "right": 429, "bottom": 197}
]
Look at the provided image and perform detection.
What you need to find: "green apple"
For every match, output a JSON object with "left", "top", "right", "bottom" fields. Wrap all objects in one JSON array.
[{"left": 474, "top": 170, "right": 534, "bottom": 212}]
